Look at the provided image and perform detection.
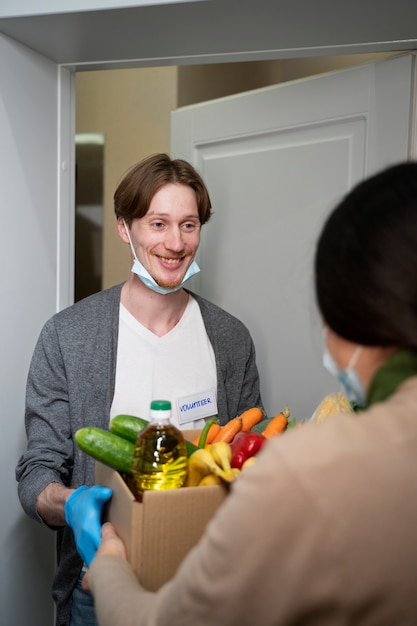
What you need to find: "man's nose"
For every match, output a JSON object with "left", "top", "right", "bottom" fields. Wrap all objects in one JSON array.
[{"left": 165, "top": 226, "right": 184, "bottom": 251}]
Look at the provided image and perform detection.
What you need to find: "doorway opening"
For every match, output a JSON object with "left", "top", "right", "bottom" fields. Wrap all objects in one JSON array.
[{"left": 75, "top": 133, "right": 105, "bottom": 301}]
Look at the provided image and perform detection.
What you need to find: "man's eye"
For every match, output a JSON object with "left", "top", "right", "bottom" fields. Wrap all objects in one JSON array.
[
  {"left": 152, "top": 222, "right": 165, "bottom": 230},
  {"left": 183, "top": 222, "right": 198, "bottom": 231}
]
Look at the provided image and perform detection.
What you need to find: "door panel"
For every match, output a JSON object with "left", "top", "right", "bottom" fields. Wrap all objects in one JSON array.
[{"left": 172, "top": 54, "right": 415, "bottom": 419}]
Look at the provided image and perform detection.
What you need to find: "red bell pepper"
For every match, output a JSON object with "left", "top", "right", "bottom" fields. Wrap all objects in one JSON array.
[{"left": 229, "top": 431, "right": 267, "bottom": 470}]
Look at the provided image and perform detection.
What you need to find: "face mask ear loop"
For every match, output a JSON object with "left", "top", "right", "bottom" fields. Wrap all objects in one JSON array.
[
  {"left": 348, "top": 345, "right": 363, "bottom": 369},
  {"left": 123, "top": 219, "right": 139, "bottom": 263}
]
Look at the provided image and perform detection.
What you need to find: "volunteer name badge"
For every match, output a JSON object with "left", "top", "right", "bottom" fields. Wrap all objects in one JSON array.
[{"left": 177, "top": 389, "right": 218, "bottom": 425}]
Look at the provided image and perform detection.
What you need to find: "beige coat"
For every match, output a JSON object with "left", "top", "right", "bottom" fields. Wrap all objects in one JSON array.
[{"left": 89, "top": 377, "right": 417, "bottom": 625}]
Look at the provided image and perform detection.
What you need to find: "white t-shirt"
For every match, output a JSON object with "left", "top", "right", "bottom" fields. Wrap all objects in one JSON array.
[{"left": 110, "top": 296, "right": 218, "bottom": 430}]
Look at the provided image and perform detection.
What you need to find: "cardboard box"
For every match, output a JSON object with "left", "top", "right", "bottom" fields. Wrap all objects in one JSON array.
[{"left": 95, "top": 430, "right": 228, "bottom": 590}]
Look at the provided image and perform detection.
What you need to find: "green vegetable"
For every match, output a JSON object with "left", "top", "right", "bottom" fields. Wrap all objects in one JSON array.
[
  {"left": 110, "top": 413, "right": 199, "bottom": 456},
  {"left": 185, "top": 440, "right": 199, "bottom": 456},
  {"left": 286, "top": 418, "right": 298, "bottom": 429},
  {"left": 110, "top": 414, "right": 149, "bottom": 443},
  {"left": 250, "top": 418, "right": 273, "bottom": 434},
  {"left": 77, "top": 418, "right": 199, "bottom": 476},
  {"left": 75, "top": 427, "right": 135, "bottom": 475},
  {"left": 197, "top": 417, "right": 219, "bottom": 448}
]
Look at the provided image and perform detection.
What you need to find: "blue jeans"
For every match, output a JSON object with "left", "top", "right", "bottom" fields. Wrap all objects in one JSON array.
[{"left": 69, "top": 572, "right": 98, "bottom": 626}]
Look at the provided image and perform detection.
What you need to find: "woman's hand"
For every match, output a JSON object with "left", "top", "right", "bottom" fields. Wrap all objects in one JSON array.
[{"left": 82, "top": 522, "right": 127, "bottom": 591}]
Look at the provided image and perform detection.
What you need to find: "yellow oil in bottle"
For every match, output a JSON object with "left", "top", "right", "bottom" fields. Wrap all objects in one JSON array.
[{"left": 132, "top": 400, "right": 187, "bottom": 500}]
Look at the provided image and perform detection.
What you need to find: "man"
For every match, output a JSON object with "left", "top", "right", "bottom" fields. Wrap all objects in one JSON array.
[{"left": 15, "top": 154, "right": 263, "bottom": 626}]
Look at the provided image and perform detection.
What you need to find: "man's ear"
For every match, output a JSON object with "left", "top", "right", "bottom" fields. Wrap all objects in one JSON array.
[{"left": 117, "top": 217, "right": 130, "bottom": 244}]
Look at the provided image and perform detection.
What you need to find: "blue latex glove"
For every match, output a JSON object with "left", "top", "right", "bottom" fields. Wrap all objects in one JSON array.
[{"left": 64, "top": 485, "right": 112, "bottom": 567}]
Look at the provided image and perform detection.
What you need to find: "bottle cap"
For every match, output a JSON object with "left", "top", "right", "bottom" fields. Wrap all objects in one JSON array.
[
  {"left": 150, "top": 399, "right": 172, "bottom": 422},
  {"left": 150, "top": 400, "right": 172, "bottom": 411}
]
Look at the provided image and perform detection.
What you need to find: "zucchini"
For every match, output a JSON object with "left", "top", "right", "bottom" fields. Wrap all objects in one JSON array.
[
  {"left": 75, "top": 427, "right": 135, "bottom": 475},
  {"left": 110, "top": 414, "right": 149, "bottom": 443}
]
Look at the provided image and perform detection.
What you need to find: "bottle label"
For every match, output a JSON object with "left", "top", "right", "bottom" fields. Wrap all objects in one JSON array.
[{"left": 177, "top": 389, "right": 218, "bottom": 425}]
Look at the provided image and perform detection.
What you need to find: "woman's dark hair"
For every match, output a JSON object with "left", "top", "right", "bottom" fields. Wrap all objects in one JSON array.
[
  {"left": 114, "top": 153, "right": 212, "bottom": 226},
  {"left": 315, "top": 161, "right": 417, "bottom": 348}
]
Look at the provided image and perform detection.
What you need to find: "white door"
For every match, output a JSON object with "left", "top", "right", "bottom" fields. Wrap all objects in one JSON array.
[
  {"left": 171, "top": 54, "right": 416, "bottom": 421},
  {"left": 0, "top": 33, "right": 73, "bottom": 625}
]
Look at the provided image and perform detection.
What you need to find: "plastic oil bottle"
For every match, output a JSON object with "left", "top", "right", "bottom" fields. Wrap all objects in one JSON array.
[{"left": 131, "top": 400, "right": 188, "bottom": 500}]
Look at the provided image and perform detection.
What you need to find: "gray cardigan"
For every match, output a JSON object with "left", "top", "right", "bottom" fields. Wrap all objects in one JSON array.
[{"left": 15, "top": 284, "right": 263, "bottom": 626}]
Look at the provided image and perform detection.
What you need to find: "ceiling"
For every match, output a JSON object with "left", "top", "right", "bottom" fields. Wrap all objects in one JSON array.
[{"left": 0, "top": 0, "right": 416, "bottom": 71}]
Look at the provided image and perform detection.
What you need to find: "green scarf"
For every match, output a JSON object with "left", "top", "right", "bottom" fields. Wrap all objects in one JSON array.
[{"left": 366, "top": 349, "right": 417, "bottom": 407}]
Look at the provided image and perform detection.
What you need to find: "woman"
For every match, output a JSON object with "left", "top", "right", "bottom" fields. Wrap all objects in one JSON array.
[
  {"left": 317, "top": 161, "right": 417, "bottom": 409},
  {"left": 85, "top": 161, "right": 417, "bottom": 625}
]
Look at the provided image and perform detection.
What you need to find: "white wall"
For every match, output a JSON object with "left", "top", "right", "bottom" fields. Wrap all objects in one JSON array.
[
  {"left": 0, "top": 0, "right": 189, "bottom": 16},
  {"left": 0, "top": 33, "right": 59, "bottom": 625}
]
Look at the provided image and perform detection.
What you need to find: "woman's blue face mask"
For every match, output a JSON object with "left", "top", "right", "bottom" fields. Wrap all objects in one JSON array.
[{"left": 322, "top": 342, "right": 366, "bottom": 408}]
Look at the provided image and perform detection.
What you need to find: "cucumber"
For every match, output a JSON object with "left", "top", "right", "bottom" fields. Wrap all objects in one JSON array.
[
  {"left": 110, "top": 414, "right": 199, "bottom": 457},
  {"left": 110, "top": 414, "right": 149, "bottom": 443},
  {"left": 75, "top": 427, "right": 135, "bottom": 475}
]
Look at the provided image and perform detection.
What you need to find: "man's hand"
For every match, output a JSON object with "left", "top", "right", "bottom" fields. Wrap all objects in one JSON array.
[
  {"left": 64, "top": 485, "right": 112, "bottom": 566},
  {"left": 82, "top": 522, "right": 127, "bottom": 591},
  {"left": 37, "top": 482, "right": 75, "bottom": 527}
]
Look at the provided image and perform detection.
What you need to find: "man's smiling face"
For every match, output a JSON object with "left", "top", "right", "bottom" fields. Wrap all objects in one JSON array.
[{"left": 128, "top": 182, "right": 201, "bottom": 290}]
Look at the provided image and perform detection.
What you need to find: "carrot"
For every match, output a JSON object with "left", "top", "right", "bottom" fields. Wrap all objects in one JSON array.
[
  {"left": 205, "top": 422, "right": 222, "bottom": 445},
  {"left": 239, "top": 407, "right": 264, "bottom": 431},
  {"left": 262, "top": 406, "right": 291, "bottom": 439},
  {"left": 211, "top": 417, "right": 242, "bottom": 444},
  {"left": 191, "top": 418, "right": 221, "bottom": 447}
]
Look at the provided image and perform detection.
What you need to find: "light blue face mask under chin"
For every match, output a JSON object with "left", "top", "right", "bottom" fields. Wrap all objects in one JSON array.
[
  {"left": 131, "top": 257, "right": 200, "bottom": 295},
  {"left": 123, "top": 219, "right": 200, "bottom": 295},
  {"left": 322, "top": 344, "right": 367, "bottom": 407},
  {"left": 336, "top": 367, "right": 367, "bottom": 407}
]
